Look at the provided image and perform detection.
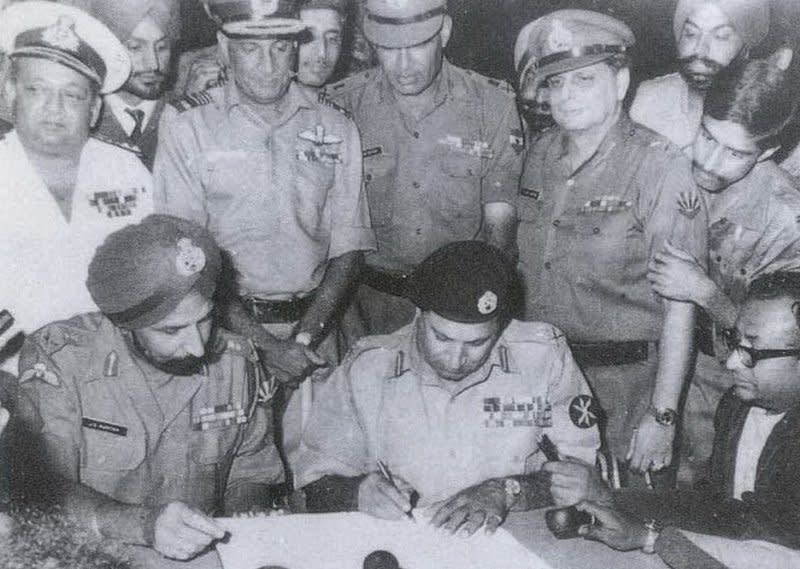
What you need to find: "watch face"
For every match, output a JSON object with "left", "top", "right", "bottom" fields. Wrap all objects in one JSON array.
[
  {"left": 656, "top": 410, "right": 676, "bottom": 426},
  {"left": 505, "top": 478, "right": 521, "bottom": 496}
]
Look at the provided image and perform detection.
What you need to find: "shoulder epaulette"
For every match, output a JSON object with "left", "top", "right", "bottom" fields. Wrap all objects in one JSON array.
[
  {"left": 485, "top": 76, "right": 516, "bottom": 96},
  {"left": 168, "top": 90, "right": 214, "bottom": 113},
  {"left": 323, "top": 68, "right": 375, "bottom": 97},
  {"left": 91, "top": 133, "right": 143, "bottom": 155},
  {"left": 317, "top": 90, "right": 352, "bottom": 119}
]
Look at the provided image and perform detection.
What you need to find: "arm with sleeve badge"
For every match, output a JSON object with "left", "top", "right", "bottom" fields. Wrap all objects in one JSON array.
[
  {"left": 297, "top": 357, "right": 374, "bottom": 512},
  {"left": 480, "top": 90, "right": 524, "bottom": 253},
  {"left": 152, "top": 114, "right": 209, "bottom": 226}
]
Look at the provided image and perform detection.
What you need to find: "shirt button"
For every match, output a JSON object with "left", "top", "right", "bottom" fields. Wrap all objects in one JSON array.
[
  {"left": 415, "top": 228, "right": 422, "bottom": 235},
  {"left": 449, "top": 449, "right": 457, "bottom": 458},
  {"left": 740, "top": 268, "right": 747, "bottom": 276},
  {"left": 715, "top": 255, "right": 722, "bottom": 263},
  {"left": 413, "top": 181, "right": 420, "bottom": 188},
  {"left": 544, "top": 261, "right": 552, "bottom": 270},
  {"left": 593, "top": 227, "right": 600, "bottom": 234},
  {"left": 552, "top": 219, "right": 560, "bottom": 227},
  {"left": 365, "top": 174, "right": 372, "bottom": 182},
  {"left": 566, "top": 179, "right": 575, "bottom": 187},
  {"left": 413, "top": 131, "right": 420, "bottom": 139}
]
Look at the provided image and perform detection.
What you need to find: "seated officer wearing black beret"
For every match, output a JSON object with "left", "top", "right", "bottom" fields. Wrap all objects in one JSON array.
[
  {"left": 297, "top": 241, "right": 599, "bottom": 536},
  {"left": 13, "top": 215, "right": 283, "bottom": 560}
]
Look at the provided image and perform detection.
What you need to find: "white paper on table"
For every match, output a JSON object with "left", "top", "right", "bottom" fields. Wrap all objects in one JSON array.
[
  {"left": 681, "top": 530, "right": 800, "bottom": 569},
  {"left": 216, "top": 512, "right": 552, "bottom": 569}
]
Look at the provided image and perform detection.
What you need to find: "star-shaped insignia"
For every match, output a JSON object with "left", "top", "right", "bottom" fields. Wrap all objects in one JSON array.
[{"left": 569, "top": 394, "right": 600, "bottom": 429}]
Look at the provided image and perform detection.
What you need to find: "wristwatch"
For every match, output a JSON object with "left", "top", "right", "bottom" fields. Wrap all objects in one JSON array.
[
  {"left": 641, "top": 519, "right": 662, "bottom": 554},
  {"left": 648, "top": 405, "right": 677, "bottom": 427},
  {"left": 503, "top": 478, "right": 522, "bottom": 509}
]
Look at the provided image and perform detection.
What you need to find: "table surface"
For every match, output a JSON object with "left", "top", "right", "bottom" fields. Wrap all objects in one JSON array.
[{"left": 126, "top": 510, "right": 669, "bottom": 569}]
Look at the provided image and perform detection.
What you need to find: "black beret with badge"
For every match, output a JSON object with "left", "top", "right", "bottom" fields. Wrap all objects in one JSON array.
[{"left": 405, "top": 241, "right": 515, "bottom": 324}]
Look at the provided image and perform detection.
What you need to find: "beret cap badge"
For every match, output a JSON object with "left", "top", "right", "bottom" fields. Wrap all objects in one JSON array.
[
  {"left": 547, "top": 19, "right": 573, "bottom": 52},
  {"left": 42, "top": 15, "right": 80, "bottom": 52},
  {"left": 175, "top": 237, "right": 206, "bottom": 277},
  {"left": 477, "top": 291, "right": 498, "bottom": 315}
]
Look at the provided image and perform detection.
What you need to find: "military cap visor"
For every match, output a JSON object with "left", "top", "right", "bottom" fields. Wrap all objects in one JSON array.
[
  {"left": 363, "top": 3, "right": 446, "bottom": 49},
  {"left": 0, "top": 1, "right": 131, "bottom": 94}
]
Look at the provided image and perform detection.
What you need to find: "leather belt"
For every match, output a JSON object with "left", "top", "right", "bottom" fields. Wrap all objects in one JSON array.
[
  {"left": 361, "top": 266, "right": 411, "bottom": 298},
  {"left": 242, "top": 295, "right": 313, "bottom": 324},
  {"left": 570, "top": 341, "right": 653, "bottom": 367}
]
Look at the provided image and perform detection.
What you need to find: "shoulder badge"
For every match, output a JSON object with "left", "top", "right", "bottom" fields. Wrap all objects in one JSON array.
[
  {"left": 569, "top": 394, "right": 601, "bottom": 429},
  {"left": 91, "top": 133, "right": 143, "bottom": 155},
  {"left": 169, "top": 90, "right": 214, "bottom": 113},
  {"left": 19, "top": 362, "right": 60, "bottom": 387},
  {"left": 677, "top": 191, "right": 702, "bottom": 220},
  {"left": 317, "top": 91, "right": 352, "bottom": 119}
]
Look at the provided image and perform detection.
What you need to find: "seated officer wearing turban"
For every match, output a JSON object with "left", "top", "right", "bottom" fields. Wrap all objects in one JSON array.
[
  {"left": 297, "top": 242, "right": 599, "bottom": 536},
  {"left": 13, "top": 215, "right": 283, "bottom": 561}
]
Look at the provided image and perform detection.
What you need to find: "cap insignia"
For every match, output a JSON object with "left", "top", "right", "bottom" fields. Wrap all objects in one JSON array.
[
  {"left": 547, "top": 19, "right": 573, "bottom": 53},
  {"left": 477, "top": 291, "right": 498, "bottom": 315},
  {"left": 175, "top": 237, "right": 206, "bottom": 277},
  {"left": 42, "top": 16, "right": 80, "bottom": 53},
  {"left": 252, "top": 0, "right": 279, "bottom": 18}
]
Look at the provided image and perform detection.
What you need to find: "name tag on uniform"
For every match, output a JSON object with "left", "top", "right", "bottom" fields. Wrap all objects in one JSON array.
[
  {"left": 82, "top": 417, "right": 128, "bottom": 437},
  {"left": 483, "top": 396, "right": 550, "bottom": 428},
  {"left": 192, "top": 403, "right": 247, "bottom": 431},
  {"left": 363, "top": 146, "right": 383, "bottom": 158},
  {"left": 88, "top": 187, "right": 146, "bottom": 218},
  {"left": 520, "top": 188, "right": 540, "bottom": 200}
]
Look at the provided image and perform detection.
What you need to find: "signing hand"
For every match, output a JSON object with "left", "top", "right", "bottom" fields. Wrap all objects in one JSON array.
[
  {"left": 647, "top": 242, "right": 713, "bottom": 304},
  {"left": 430, "top": 479, "right": 509, "bottom": 536},
  {"left": 543, "top": 459, "right": 612, "bottom": 507},
  {"left": 259, "top": 338, "right": 328, "bottom": 387},
  {"left": 626, "top": 415, "right": 674, "bottom": 473},
  {"left": 358, "top": 472, "right": 416, "bottom": 520},
  {"left": 151, "top": 502, "right": 227, "bottom": 560},
  {"left": 575, "top": 500, "right": 649, "bottom": 551}
]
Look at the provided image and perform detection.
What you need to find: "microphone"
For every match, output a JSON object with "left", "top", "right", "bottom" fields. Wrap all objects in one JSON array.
[{"left": 363, "top": 550, "right": 400, "bottom": 569}]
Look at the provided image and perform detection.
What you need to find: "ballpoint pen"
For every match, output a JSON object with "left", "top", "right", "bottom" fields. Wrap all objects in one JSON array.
[{"left": 376, "top": 459, "right": 416, "bottom": 522}]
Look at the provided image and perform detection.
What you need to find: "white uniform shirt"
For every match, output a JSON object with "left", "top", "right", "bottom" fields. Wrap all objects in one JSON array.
[
  {"left": 733, "top": 406, "right": 786, "bottom": 499},
  {"left": 0, "top": 130, "right": 153, "bottom": 372}
]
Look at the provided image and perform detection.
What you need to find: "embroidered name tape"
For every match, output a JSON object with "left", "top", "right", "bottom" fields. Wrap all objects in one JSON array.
[{"left": 82, "top": 417, "right": 128, "bottom": 437}]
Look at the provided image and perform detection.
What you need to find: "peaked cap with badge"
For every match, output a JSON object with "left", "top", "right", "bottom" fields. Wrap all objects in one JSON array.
[
  {"left": 89, "top": 0, "right": 181, "bottom": 43},
  {"left": 0, "top": 0, "right": 131, "bottom": 94},
  {"left": 514, "top": 9, "right": 635, "bottom": 83},
  {"left": 405, "top": 241, "right": 515, "bottom": 324},
  {"left": 363, "top": 0, "right": 447, "bottom": 49},
  {"left": 203, "top": 0, "right": 308, "bottom": 38},
  {"left": 87, "top": 214, "right": 222, "bottom": 330}
]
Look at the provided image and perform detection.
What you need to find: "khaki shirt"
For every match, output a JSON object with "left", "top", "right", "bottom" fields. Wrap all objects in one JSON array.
[
  {"left": 325, "top": 61, "right": 525, "bottom": 271},
  {"left": 16, "top": 314, "right": 282, "bottom": 514},
  {"left": 630, "top": 73, "right": 703, "bottom": 155},
  {"left": 154, "top": 81, "right": 375, "bottom": 299},
  {"left": 705, "top": 161, "right": 800, "bottom": 350},
  {"left": 296, "top": 319, "right": 600, "bottom": 504},
  {"left": 516, "top": 115, "right": 708, "bottom": 343}
]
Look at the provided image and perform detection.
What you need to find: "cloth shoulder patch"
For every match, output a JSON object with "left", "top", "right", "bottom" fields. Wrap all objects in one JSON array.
[
  {"left": 91, "top": 133, "right": 143, "bottom": 156},
  {"left": 317, "top": 91, "right": 352, "bottom": 119},
  {"left": 677, "top": 191, "right": 702, "bottom": 219},
  {"left": 168, "top": 90, "right": 214, "bottom": 113},
  {"left": 569, "top": 394, "right": 601, "bottom": 429}
]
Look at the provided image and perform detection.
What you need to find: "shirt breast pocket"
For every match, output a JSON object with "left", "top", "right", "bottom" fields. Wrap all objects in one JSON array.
[
  {"left": 364, "top": 155, "right": 396, "bottom": 227},
  {"left": 190, "top": 424, "right": 241, "bottom": 466},
  {"left": 293, "top": 161, "right": 335, "bottom": 233},
  {"left": 440, "top": 152, "right": 483, "bottom": 179},
  {"left": 81, "top": 427, "right": 145, "bottom": 472}
]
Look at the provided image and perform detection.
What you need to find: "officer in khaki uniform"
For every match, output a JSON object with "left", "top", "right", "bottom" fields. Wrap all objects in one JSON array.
[
  {"left": 647, "top": 53, "right": 800, "bottom": 486},
  {"left": 325, "top": 0, "right": 525, "bottom": 337},
  {"left": 297, "top": 241, "right": 599, "bottom": 535},
  {"left": 154, "top": 0, "right": 375, "bottom": 477},
  {"left": 14, "top": 215, "right": 282, "bottom": 560},
  {"left": 515, "top": 11, "right": 708, "bottom": 485}
]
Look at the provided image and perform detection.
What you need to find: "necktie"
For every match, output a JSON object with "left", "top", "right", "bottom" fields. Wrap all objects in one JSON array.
[{"left": 125, "top": 108, "right": 145, "bottom": 143}]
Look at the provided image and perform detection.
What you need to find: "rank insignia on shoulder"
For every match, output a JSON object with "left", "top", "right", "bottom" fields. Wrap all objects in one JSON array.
[
  {"left": 169, "top": 90, "right": 214, "bottom": 113},
  {"left": 579, "top": 195, "right": 632, "bottom": 215},
  {"left": 88, "top": 187, "right": 146, "bottom": 218},
  {"left": 20, "top": 362, "right": 60, "bottom": 387},
  {"left": 103, "top": 351, "right": 119, "bottom": 377},
  {"left": 317, "top": 92, "right": 352, "bottom": 118},
  {"left": 296, "top": 125, "right": 343, "bottom": 165},
  {"left": 438, "top": 135, "right": 494, "bottom": 159},
  {"left": 677, "top": 191, "right": 701, "bottom": 220},
  {"left": 569, "top": 394, "right": 601, "bottom": 429}
]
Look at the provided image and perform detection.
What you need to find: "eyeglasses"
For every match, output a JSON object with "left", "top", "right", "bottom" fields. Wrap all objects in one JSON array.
[{"left": 723, "top": 328, "right": 800, "bottom": 369}]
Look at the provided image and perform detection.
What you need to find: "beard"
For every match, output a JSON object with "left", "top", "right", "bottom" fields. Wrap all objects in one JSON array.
[
  {"left": 691, "top": 160, "right": 727, "bottom": 192},
  {"left": 677, "top": 56, "right": 726, "bottom": 92},
  {"left": 130, "top": 326, "right": 221, "bottom": 377},
  {"left": 124, "top": 72, "right": 168, "bottom": 100}
]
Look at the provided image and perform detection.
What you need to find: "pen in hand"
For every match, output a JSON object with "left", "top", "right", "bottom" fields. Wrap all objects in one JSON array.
[{"left": 376, "top": 459, "right": 417, "bottom": 521}]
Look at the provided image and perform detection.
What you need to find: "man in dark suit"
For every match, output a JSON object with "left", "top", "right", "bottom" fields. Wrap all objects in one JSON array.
[
  {"left": 89, "top": 0, "right": 179, "bottom": 170},
  {"left": 544, "top": 271, "right": 800, "bottom": 554}
]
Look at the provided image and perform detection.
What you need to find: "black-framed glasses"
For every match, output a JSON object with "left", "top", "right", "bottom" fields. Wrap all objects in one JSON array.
[{"left": 722, "top": 328, "right": 800, "bottom": 369}]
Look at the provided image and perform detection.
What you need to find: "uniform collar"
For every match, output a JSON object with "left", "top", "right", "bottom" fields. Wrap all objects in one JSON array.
[
  {"left": 556, "top": 111, "right": 633, "bottom": 168},
  {"left": 223, "top": 79, "right": 312, "bottom": 126},
  {"left": 706, "top": 160, "right": 773, "bottom": 232},
  {"left": 406, "top": 315, "right": 511, "bottom": 396}
]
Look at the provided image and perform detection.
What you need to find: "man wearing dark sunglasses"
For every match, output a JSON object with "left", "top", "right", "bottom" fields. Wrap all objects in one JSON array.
[{"left": 542, "top": 271, "right": 800, "bottom": 556}]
